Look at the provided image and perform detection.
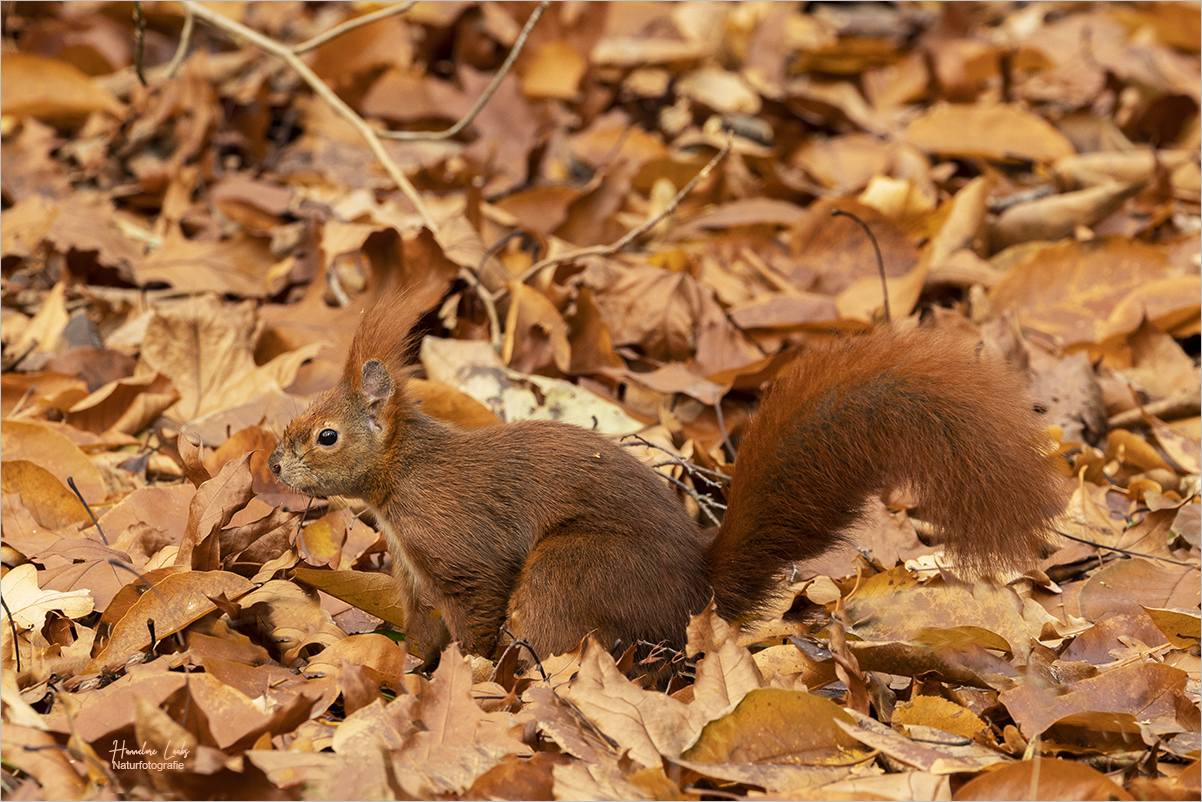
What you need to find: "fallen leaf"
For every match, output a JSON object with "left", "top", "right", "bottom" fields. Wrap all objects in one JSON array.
[
  {"left": 0, "top": 419, "right": 105, "bottom": 503},
  {"left": 0, "top": 52, "right": 124, "bottom": 122},
  {"left": 88, "top": 571, "right": 254, "bottom": 672},
  {"left": 1140, "top": 606, "right": 1201, "bottom": 650},
  {"left": 906, "top": 103, "right": 1075, "bottom": 162},
  {"left": 956, "top": 757, "right": 1133, "bottom": 801},
  {"left": 684, "top": 688, "right": 869, "bottom": 766},
  {"left": 0, "top": 563, "right": 94, "bottom": 630}
]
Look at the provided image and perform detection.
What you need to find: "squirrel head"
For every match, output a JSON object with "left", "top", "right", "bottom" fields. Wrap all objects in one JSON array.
[
  {"left": 269, "top": 292, "right": 423, "bottom": 504},
  {"left": 269, "top": 357, "right": 410, "bottom": 504}
]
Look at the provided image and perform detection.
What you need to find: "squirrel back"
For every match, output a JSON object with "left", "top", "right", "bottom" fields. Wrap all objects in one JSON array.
[{"left": 271, "top": 298, "right": 1064, "bottom": 661}]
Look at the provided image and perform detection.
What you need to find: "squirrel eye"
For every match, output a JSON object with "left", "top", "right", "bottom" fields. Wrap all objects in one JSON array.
[{"left": 317, "top": 428, "right": 338, "bottom": 446}]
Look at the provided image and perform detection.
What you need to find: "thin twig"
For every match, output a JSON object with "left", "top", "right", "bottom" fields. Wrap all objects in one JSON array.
[
  {"left": 133, "top": 2, "right": 147, "bottom": 86},
  {"left": 67, "top": 477, "right": 107, "bottom": 545},
  {"left": 659, "top": 472, "right": 724, "bottom": 527},
  {"left": 499, "top": 628, "right": 549, "bottom": 682},
  {"left": 2, "top": 596, "right": 21, "bottom": 673},
  {"left": 292, "top": 2, "right": 416, "bottom": 54},
  {"left": 712, "top": 397, "right": 735, "bottom": 462},
  {"left": 464, "top": 231, "right": 525, "bottom": 350},
  {"left": 1056, "top": 530, "right": 1195, "bottom": 567},
  {"left": 379, "top": 0, "right": 550, "bottom": 142},
  {"left": 621, "top": 434, "right": 731, "bottom": 486},
  {"left": 621, "top": 434, "right": 728, "bottom": 526},
  {"left": 831, "top": 208, "right": 890, "bottom": 324},
  {"left": 498, "top": 134, "right": 734, "bottom": 301},
  {"left": 165, "top": 4, "right": 194, "bottom": 79},
  {"left": 180, "top": 1, "right": 438, "bottom": 231}
]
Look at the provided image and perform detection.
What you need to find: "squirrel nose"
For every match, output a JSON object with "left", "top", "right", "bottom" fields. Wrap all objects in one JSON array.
[{"left": 268, "top": 448, "right": 282, "bottom": 474}]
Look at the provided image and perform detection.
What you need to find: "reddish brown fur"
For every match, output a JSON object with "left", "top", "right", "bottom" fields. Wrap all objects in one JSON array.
[
  {"left": 271, "top": 300, "right": 1065, "bottom": 661},
  {"left": 708, "top": 327, "right": 1063, "bottom": 623}
]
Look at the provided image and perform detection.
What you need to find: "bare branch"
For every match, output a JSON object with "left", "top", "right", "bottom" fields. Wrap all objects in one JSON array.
[
  {"left": 180, "top": 1, "right": 438, "bottom": 232},
  {"left": 165, "top": 4, "right": 195, "bottom": 79},
  {"left": 498, "top": 134, "right": 733, "bottom": 300},
  {"left": 379, "top": 0, "right": 550, "bottom": 142},
  {"left": 460, "top": 267, "right": 503, "bottom": 351},
  {"left": 132, "top": 2, "right": 148, "bottom": 86},
  {"left": 622, "top": 434, "right": 731, "bottom": 487},
  {"left": 291, "top": 2, "right": 416, "bottom": 54},
  {"left": 830, "top": 208, "right": 890, "bottom": 324},
  {"left": 658, "top": 472, "right": 725, "bottom": 528},
  {"left": 1056, "top": 529, "right": 1196, "bottom": 567},
  {"left": 621, "top": 434, "right": 730, "bottom": 527}
]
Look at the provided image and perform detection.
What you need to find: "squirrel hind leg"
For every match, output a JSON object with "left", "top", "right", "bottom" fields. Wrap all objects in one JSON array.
[{"left": 505, "top": 527, "right": 708, "bottom": 660}]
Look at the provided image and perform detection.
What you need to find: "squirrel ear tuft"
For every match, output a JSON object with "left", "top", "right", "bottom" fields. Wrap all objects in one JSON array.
[{"left": 361, "top": 359, "right": 393, "bottom": 432}]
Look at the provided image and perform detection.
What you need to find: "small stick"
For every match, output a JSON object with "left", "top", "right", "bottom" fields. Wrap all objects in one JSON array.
[
  {"left": 621, "top": 434, "right": 730, "bottom": 485},
  {"left": 181, "top": 1, "right": 438, "bottom": 231},
  {"left": 499, "top": 628, "right": 549, "bottom": 682},
  {"left": 498, "top": 134, "right": 734, "bottom": 300},
  {"left": 379, "top": 1, "right": 550, "bottom": 142},
  {"left": 1107, "top": 385, "right": 1201, "bottom": 430},
  {"left": 712, "top": 397, "right": 736, "bottom": 463},
  {"left": 657, "top": 472, "right": 724, "bottom": 527},
  {"left": 132, "top": 2, "right": 147, "bottom": 86},
  {"left": 164, "top": 5, "right": 194, "bottom": 79},
  {"left": 831, "top": 208, "right": 890, "bottom": 324},
  {"left": 466, "top": 230, "right": 526, "bottom": 350},
  {"left": 67, "top": 477, "right": 108, "bottom": 545},
  {"left": 1056, "top": 529, "right": 1195, "bottom": 567},
  {"left": 291, "top": 2, "right": 416, "bottom": 54},
  {"left": 650, "top": 461, "right": 724, "bottom": 490},
  {"left": 2, "top": 596, "right": 21, "bottom": 673}
]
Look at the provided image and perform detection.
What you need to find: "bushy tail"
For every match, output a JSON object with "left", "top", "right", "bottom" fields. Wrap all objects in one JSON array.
[{"left": 707, "top": 326, "right": 1064, "bottom": 622}]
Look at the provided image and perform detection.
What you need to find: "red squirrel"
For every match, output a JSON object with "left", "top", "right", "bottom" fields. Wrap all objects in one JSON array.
[{"left": 269, "top": 292, "right": 1064, "bottom": 662}]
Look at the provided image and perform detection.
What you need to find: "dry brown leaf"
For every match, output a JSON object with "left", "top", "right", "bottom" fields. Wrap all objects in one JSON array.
[
  {"left": 177, "top": 453, "right": 256, "bottom": 570},
  {"left": 141, "top": 295, "right": 323, "bottom": 423},
  {"left": 0, "top": 461, "right": 90, "bottom": 530},
  {"left": 1078, "top": 559, "right": 1200, "bottom": 621},
  {"left": 836, "top": 711, "right": 1005, "bottom": 773},
  {"left": 892, "top": 695, "right": 991, "bottom": 741},
  {"left": 360, "top": 68, "right": 470, "bottom": 124},
  {"left": 792, "top": 133, "right": 892, "bottom": 194},
  {"left": 88, "top": 571, "right": 253, "bottom": 673},
  {"left": 0, "top": 51, "right": 125, "bottom": 121},
  {"left": 502, "top": 282, "right": 572, "bottom": 375},
  {"left": 134, "top": 231, "right": 277, "bottom": 297},
  {"left": 494, "top": 185, "right": 583, "bottom": 236},
  {"left": 847, "top": 581, "right": 1032, "bottom": 659},
  {"left": 523, "top": 39, "right": 588, "bottom": 100},
  {"left": 989, "top": 237, "right": 1192, "bottom": 349},
  {"left": 991, "top": 181, "right": 1144, "bottom": 250},
  {"left": 11, "top": 281, "right": 69, "bottom": 360},
  {"left": 0, "top": 723, "right": 88, "bottom": 799},
  {"left": 1061, "top": 612, "right": 1170, "bottom": 664},
  {"left": 999, "top": 661, "right": 1188, "bottom": 740},
  {"left": 0, "top": 563, "right": 94, "bottom": 630},
  {"left": 684, "top": 688, "right": 869, "bottom": 765},
  {"left": 65, "top": 372, "right": 179, "bottom": 437},
  {"left": 677, "top": 66, "right": 761, "bottom": 115},
  {"left": 1141, "top": 606, "right": 1201, "bottom": 651},
  {"left": 905, "top": 103, "right": 1076, "bottom": 162},
  {"left": 561, "top": 641, "right": 696, "bottom": 768},
  {"left": 409, "top": 378, "right": 501, "bottom": 429},
  {"left": 43, "top": 194, "right": 143, "bottom": 274},
  {"left": 0, "top": 419, "right": 106, "bottom": 503},
  {"left": 956, "top": 757, "right": 1134, "bottom": 801},
  {"left": 293, "top": 567, "right": 410, "bottom": 631}
]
